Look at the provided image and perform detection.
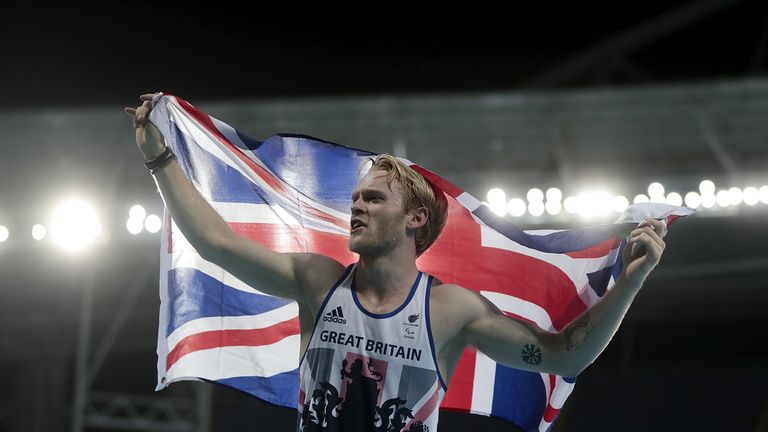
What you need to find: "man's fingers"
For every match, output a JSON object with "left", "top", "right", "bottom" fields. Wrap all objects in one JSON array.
[
  {"left": 124, "top": 107, "right": 137, "bottom": 116},
  {"left": 140, "top": 93, "right": 158, "bottom": 101}
]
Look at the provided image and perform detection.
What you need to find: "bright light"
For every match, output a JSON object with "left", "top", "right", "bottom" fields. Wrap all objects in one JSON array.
[
  {"left": 666, "top": 192, "right": 683, "bottom": 207},
  {"left": 0, "top": 226, "right": 8, "bottom": 242},
  {"left": 727, "top": 187, "right": 743, "bottom": 206},
  {"left": 527, "top": 188, "right": 544, "bottom": 203},
  {"left": 685, "top": 191, "right": 701, "bottom": 209},
  {"left": 700, "top": 193, "right": 716, "bottom": 208},
  {"left": 699, "top": 180, "right": 715, "bottom": 195},
  {"left": 564, "top": 196, "right": 579, "bottom": 214},
  {"left": 528, "top": 201, "right": 545, "bottom": 217},
  {"left": 145, "top": 214, "right": 162, "bottom": 233},
  {"left": 50, "top": 199, "right": 102, "bottom": 252},
  {"left": 761, "top": 186, "right": 768, "bottom": 204},
  {"left": 613, "top": 195, "right": 629, "bottom": 213},
  {"left": 743, "top": 187, "right": 759, "bottom": 206},
  {"left": 129, "top": 204, "right": 147, "bottom": 221},
  {"left": 487, "top": 188, "right": 507, "bottom": 216},
  {"left": 715, "top": 190, "right": 730, "bottom": 207},
  {"left": 32, "top": 224, "right": 47, "bottom": 240},
  {"left": 648, "top": 182, "right": 665, "bottom": 202},
  {"left": 127, "top": 218, "right": 144, "bottom": 235},
  {"left": 634, "top": 194, "right": 650, "bottom": 204},
  {"left": 577, "top": 191, "right": 613, "bottom": 218},
  {"left": 487, "top": 188, "right": 506, "bottom": 205},
  {"left": 545, "top": 200, "right": 562, "bottom": 216},
  {"left": 546, "top": 187, "right": 562, "bottom": 202},
  {"left": 507, "top": 198, "right": 526, "bottom": 217}
]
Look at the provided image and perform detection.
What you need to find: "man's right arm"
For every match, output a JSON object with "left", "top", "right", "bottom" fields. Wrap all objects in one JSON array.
[{"left": 125, "top": 94, "right": 344, "bottom": 305}]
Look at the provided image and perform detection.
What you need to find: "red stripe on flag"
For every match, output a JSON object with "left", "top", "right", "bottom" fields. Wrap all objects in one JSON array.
[
  {"left": 228, "top": 222, "right": 358, "bottom": 266},
  {"left": 174, "top": 98, "right": 350, "bottom": 233},
  {"left": 565, "top": 237, "right": 621, "bottom": 259},
  {"left": 411, "top": 164, "right": 465, "bottom": 198},
  {"left": 166, "top": 317, "right": 300, "bottom": 370},
  {"left": 543, "top": 375, "right": 559, "bottom": 422},
  {"left": 440, "top": 348, "right": 476, "bottom": 410},
  {"left": 419, "top": 198, "right": 587, "bottom": 331},
  {"left": 543, "top": 404, "right": 560, "bottom": 423}
]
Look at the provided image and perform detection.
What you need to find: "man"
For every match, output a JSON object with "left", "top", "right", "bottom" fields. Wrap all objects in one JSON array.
[{"left": 126, "top": 93, "right": 667, "bottom": 431}]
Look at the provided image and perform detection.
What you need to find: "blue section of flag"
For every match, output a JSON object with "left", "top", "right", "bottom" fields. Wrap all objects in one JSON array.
[
  {"left": 473, "top": 205, "right": 633, "bottom": 253},
  {"left": 491, "top": 365, "right": 547, "bottom": 431},
  {"left": 217, "top": 370, "right": 300, "bottom": 408},
  {"left": 587, "top": 266, "right": 615, "bottom": 297},
  {"left": 170, "top": 121, "right": 276, "bottom": 205},
  {"left": 252, "top": 135, "right": 376, "bottom": 213},
  {"left": 166, "top": 267, "right": 292, "bottom": 337}
]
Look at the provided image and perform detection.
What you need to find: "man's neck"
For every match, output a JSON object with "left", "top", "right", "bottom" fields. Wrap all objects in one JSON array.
[{"left": 355, "top": 250, "right": 419, "bottom": 302}]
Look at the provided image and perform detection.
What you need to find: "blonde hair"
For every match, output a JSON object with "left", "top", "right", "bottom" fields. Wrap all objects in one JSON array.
[{"left": 368, "top": 154, "right": 448, "bottom": 256}]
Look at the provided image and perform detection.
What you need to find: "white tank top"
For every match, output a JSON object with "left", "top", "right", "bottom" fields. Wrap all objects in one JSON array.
[{"left": 297, "top": 263, "right": 447, "bottom": 432}]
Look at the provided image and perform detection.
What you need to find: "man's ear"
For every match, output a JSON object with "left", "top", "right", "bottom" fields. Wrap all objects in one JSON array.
[{"left": 407, "top": 207, "right": 429, "bottom": 230}]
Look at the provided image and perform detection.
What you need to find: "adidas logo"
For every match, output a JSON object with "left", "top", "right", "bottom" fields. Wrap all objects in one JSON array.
[{"left": 323, "top": 306, "right": 347, "bottom": 324}]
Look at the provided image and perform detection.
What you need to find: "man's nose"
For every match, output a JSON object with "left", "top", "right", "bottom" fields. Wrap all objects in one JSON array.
[{"left": 351, "top": 198, "right": 364, "bottom": 215}]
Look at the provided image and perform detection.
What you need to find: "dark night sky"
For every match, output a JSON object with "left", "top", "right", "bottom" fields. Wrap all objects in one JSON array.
[{"left": 2, "top": 1, "right": 767, "bottom": 110}]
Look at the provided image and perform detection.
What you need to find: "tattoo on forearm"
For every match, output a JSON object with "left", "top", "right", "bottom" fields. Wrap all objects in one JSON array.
[
  {"left": 564, "top": 313, "right": 594, "bottom": 351},
  {"left": 521, "top": 344, "right": 542, "bottom": 365}
]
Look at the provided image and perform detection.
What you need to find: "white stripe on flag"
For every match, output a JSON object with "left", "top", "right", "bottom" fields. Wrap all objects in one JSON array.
[
  {"left": 166, "top": 334, "right": 301, "bottom": 380},
  {"left": 470, "top": 350, "right": 496, "bottom": 415},
  {"left": 549, "top": 376, "right": 576, "bottom": 409},
  {"left": 456, "top": 192, "right": 482, "bottom": 212},
  {"left": 481, "top": 291, "right": 555, "bottom": 333},
  {"left": 166, "top": 302, "right": 299, "bottom": 351},
  {"left": 167, "top": 219, "right": 290, "bottom": 296},
  {"left": 210, "top": 201, "right": 350, "bottom": 237}
]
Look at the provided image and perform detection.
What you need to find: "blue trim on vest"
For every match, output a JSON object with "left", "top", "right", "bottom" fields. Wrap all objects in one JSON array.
[
  {"left": 298, "top": 263, "right": 355, "bottom": 369},
  {"left": 425, "top": 276, "right": 448, "bottom": 391},
  {"left": 350, "top": 269, "right": 422, "bottom": 319}
]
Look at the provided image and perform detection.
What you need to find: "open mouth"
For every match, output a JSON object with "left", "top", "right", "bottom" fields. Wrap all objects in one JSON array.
[{"left": 350, "top": 220, "right": 367, "bottom": 233}]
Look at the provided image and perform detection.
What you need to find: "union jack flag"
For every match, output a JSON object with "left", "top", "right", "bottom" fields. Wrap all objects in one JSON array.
[{"left": 149, "top": 93, "right": 692, "bottom": 431}]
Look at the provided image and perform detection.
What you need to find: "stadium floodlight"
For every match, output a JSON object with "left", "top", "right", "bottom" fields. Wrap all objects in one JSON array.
[
  {"left": 127, "top": 218, "right": 144, "bottom": 235},
  {"left": 145, "top": 214, "right": 163, "bottom": 233},
  {"left": 666, "top": 192, "right": 683, "bottom": 207},
  {"left": 545, "top": 200, "right": 562, "bottom": 216},
  {"left": 527, "top": 188, "right": 544, "bottom": 203},
  {"left": 507, "top": 198, "right": 526, "bottom": 217},
  {"left": 577, "top": 191, "right": 613, "bottom": 218},
  {"left": 50, "top": 199, "right": 102, "bottom": 252},
  {"left": 32, "top": 224, "right": 47, "bottom": 241},
  {"left": 715, "top": 190, "right": 730, "bottom": 208},
  {"left": 648, "top": 182, "right": 665, "bottom": 202},
  {"left": 727, "top": 187, "right": 743, "bottom": 206},
  {"left": 699, "top": 180, "right": 715, "bottom": 195},
  {"left": 742, "top": 187, "right": 759, "bottom": 206},
  {"left": 760, "top": 186, "right": 768, "bottom": 204},
  {"left": 528, "top": 201, "right": 545, "bottom": 217},
  {"left": 684, "top": 192, "right": 701, "bottom": 209},
  {"left": 700, "top": 193, "right": 716, "bottom": 208},
  {"left": 613, "top": 195, "right": 629, "bottom": 213},
  {"left": 487, "top": 188, "right": 507, "bottom": 216},
  {"left": 0, "top": 226, "right": 8, "bottom": 242},
  {"left": 633, "top": 194, "right": 650, "bottom": 204},
  {"left": 129, "top": 204, "right": 147, "bottom": 221},
  {"left": 545, "top": 187, "right": 562, "bottom": 203},
  {"left": 563, "top": 196, "right": 578, "bottom": 214}
]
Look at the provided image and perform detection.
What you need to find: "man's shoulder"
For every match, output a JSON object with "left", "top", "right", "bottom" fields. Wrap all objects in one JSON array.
[
  {"left": 294, "top": 253, "right": 348, "bottom": 308},
  {"left": 427, "top": 279, "right": 487, "bottom": 317}
]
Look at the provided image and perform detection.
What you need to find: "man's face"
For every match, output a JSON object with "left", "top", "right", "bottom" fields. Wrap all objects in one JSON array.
[{"left": 348, "top": 169, "right": 409, "bottom": 257}]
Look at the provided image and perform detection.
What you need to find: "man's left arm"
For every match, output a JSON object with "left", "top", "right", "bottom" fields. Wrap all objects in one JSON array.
[{"left": 461, "top": 218, "right": 667, "bottom": 377}]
